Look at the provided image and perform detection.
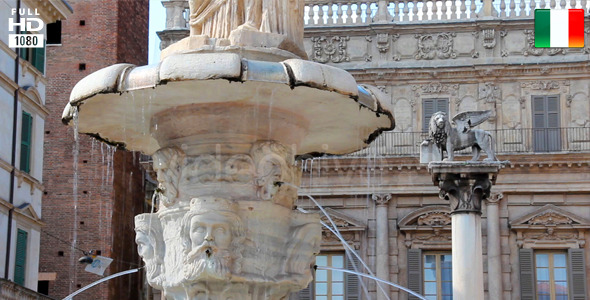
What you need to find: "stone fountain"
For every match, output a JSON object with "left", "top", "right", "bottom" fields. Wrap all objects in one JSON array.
[{"left": 62, "top": 2, "right": 394, "bottom": 299}]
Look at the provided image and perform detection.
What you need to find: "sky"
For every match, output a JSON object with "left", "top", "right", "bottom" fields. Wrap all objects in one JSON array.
[{"left": 148, "top": 0, "right": 166, "bottom": 64}]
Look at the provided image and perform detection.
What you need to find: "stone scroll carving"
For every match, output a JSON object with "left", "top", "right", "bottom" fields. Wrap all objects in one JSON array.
[
  {"left": 311, "top": 36, "right": 350, "bottom": 63},
  {"left": 420, "top": 111, "right": 498, "bottom": 162},
  {"left": 414, "top": 32, "right": 457, "bottom": 60},
  {"left": 134, "top": 214, "right": 165, "bottom": 290}
]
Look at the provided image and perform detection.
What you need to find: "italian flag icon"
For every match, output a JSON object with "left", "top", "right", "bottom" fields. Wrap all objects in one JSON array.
[{"left": 535, "top": 9, "right": 585, "bottom": 48}]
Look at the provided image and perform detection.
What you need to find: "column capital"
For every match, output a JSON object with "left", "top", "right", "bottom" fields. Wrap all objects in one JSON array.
[
  {"left": 372, "top": 193, "right": 392, "bottom": 206},
  {"left": 485, "top": 192, "right": 504, "bottom": 205},
  {"left": 429, "top": 161, "right": 507, "bottom": 214}
]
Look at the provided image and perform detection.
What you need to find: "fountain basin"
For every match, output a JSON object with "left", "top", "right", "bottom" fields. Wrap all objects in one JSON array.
[{"left": 62, "top": 51, "right": 394, "bottom": 156}]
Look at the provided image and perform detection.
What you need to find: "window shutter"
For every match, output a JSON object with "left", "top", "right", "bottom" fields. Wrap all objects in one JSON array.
[
  {"left": 20, "top": 112, "right": 32, "bottom": 173},
  {"left": 519, "top": 248, "right": 535, "bottom": 300},
  {"left": 407, "top": 249, "right": 423, "bottom": 300},
  {"left": 33, "top": 45, "right": 45, "bottom": 74},
  {"left": 14, "top": 229, "right": 28, "bottom": 286},
  {"left": 422, "top": 99, "right": 435, "bottom": 131},
  {"left": 346, "top": 254, "right": 361, "bottom": 300},
  {"left": 546, "top": 96, "right": 561, "bottom": 151},
  {"left": 568, "top": 248, "right": 587, "bottom": 300},
  {"left": 295, "top": 282, "right": 313, "bottom": 300},
  {"left": 435, "top": 99, "right": 449, "bottom": 115}
]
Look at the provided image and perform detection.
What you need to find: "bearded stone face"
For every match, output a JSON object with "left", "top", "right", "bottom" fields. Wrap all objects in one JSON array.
[
  {"left": 136, "top": 231, "right": 155, "bottom": 260},
  {"left": 183, "top": 212, "right": 236, "bottom": 281}
]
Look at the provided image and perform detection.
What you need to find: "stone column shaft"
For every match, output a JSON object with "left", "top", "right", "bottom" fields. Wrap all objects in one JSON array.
[
  {"left": 452, "top": 213, "right": 484, "bottom": 300},
  {"left": 486, "top": 193, "right": 503, "bottom": 300},
  {"left": 373, "top": 194, "right": 391, "bottom": 300},
  {"left": 429, "top": 162, "right": 506, "bottom": 300}
]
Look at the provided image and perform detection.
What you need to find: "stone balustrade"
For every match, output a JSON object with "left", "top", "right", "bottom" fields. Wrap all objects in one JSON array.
[{"left": 304, "top": 0, "right": 590, "bottom": 26}]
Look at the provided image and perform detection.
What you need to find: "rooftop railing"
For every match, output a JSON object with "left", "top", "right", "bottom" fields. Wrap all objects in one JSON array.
[
  {"left": 303, "top": 0, "right": 590, "bottom": 26},
  {"left": 348, "top": 127, "right": 590, "bottom": 157}
]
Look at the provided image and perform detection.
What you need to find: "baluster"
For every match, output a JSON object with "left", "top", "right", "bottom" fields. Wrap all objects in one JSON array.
[
  {"left": 432, "top": 0, "right": 438, "bottom": 19},
  {"left": 404, "top": 0, "right": 411, "bottom": 20},
  {"left": 367, "top": 2, "right": 373, "bottom": 22},
  {"left": 582, "top": 0, "right": 587, "bottom": 10},
  {"left": 500, "top": 0, "right": 506, "bottom": 17},
  {"left": 460, "top": 0, "right": 467, "bottom": 19},
  {"left": 319, "top": 4, "right": 325, "bottom": 25},
  {"left": 470, "top": 0, "right": 477, "bottom": 18},
  {"left": 529, "top": 0, "right": 536, "bottom": 17},
  {"left": 450, "top": 0, "right": 457, "bottom": 19},
  {"left": 326, "top": 2, "right": 336, "bottom": 25},
  {"left": 308, "top": 4, "right": 315, "bottom": 25},
  {"left": 509, "top": 0, "right": 516, "bottom": 18},
  {"left": 423, "top": 0, "right": 430, "bottom": 20},
  {"left": 346, "top": 2, "right": 354, "bottom": 23},
  {"left": 519, "top": 0, "right": 526, "bottom": 17},
  {"left": 540, "top": 0, "right": 546, "bottom": 8},
  {"left": 412, "top": 0, "right": 420, "bottom": 20},
  {"left": 570, "top": 0, "right": 576, "bottom": 8},
  {"left": 356, "top": 2, "right": 363, "bottom": 23},
  {"left": 394, "top": 2, "right": 401, "bottom": 21},
  {"left": 441, "top": 0, "right": 448, "bottom": 19},
  {"left": 337, "top": 4, "right": 344, "bottom": 24},
  {"left": 559, "top": 0, "right": 566, "bottom": 8},
  {"left": 550, "top": 0, "right": 556, "bottom": 8}
]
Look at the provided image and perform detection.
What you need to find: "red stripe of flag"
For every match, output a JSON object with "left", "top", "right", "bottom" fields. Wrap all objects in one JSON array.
[{"left": 568, "top": 9, "right": 584, "bottom": 48}]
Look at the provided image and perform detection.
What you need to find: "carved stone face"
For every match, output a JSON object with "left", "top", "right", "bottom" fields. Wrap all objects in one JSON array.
[
  {"left": 189, "top": 212, "right": 233, "bottom": 251},
  {"left": 136, "top": 231, "right": 154, "bottom": 260}
]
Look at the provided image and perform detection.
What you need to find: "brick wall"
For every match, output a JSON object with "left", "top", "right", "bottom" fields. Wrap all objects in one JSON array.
[{"left": 40, "top": 0, "right": 149, "bottom": 299}]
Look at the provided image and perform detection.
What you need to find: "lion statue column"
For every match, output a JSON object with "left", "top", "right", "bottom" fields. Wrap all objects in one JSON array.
[{"left": 420, "top": 110, "right": 499, "bottom": 163}]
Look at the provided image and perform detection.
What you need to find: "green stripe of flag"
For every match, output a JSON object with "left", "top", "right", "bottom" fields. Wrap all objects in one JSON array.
[{"left": 535, "top": 9, "right": 551, "bottom": 48}]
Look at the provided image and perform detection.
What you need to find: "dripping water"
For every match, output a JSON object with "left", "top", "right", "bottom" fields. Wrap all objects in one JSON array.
[{"left": 70, "top": 108, "right": 80, "bottom": 294}]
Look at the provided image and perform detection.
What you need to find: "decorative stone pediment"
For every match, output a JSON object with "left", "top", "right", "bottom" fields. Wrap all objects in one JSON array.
[
  {"left": 399, "top": 206, "right": 452, "bottom": 249},
  {"left": 14, "top": 202, "right": 43, "bottom": 226},
  {"left": 319, "top": 208, "right": 366, "bottom": 251},
  {"left": 510, "top": 205, "right": 590, "bottom": 249}
]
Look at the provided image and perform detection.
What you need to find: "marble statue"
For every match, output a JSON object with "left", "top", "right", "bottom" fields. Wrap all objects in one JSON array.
[
  {"left": 188, "top": 0, "right": 304, "bottom": 50},
  {"left": 134, "top": 214, "right": 165, "bottom": 289},
  {"left": 180, "top": 197, "right": 245, "bottom": 282},
  {"left": 422, "top": 110, "right": 498, "bottom": 162}
]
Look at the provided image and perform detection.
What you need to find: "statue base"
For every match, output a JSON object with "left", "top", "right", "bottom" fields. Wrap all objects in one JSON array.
[{"left": 161, "top": 29, "right": 307, "bottom": 62}]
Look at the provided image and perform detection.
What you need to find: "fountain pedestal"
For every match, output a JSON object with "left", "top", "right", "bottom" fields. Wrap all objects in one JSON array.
[
  {"left": 63, "top": 44, "right": 393, "bottom": 299},
  {"left": 428, "top": 162, "right": 505, "bottom": 300}
]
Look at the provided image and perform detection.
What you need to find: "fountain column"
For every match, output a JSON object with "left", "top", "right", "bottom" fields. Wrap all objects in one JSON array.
[
  {"left": 372, "top": 193, "right": 391, "bottom": 300},
  {"left": 485, "top": 193, "right": 504, "bottom": 300},
  {"left": 428, "top": 162, "right": 504, "bottom": 300}
]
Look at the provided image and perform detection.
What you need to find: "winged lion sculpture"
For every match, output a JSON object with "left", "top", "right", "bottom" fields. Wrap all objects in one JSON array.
[{"left": 425, "top": 110, "right": 498, "bottom": 162}]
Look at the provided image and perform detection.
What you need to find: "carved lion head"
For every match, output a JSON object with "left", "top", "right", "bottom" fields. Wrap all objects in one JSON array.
[{"left": 429, "top": 111, "right": 451, "bottom": 143}]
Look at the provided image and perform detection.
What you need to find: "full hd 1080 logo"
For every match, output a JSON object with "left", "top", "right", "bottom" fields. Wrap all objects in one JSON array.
[{"left": 8, "top": 8, "right": 44, "bottom": 48}]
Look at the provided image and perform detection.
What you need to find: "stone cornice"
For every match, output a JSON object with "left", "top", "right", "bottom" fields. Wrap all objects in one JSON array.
[
  {"left": 0, "top": 40, "right": 17, "bottom": 60},
  {"left": 19, "top": 86, "right": 50, "bottom": 117}
]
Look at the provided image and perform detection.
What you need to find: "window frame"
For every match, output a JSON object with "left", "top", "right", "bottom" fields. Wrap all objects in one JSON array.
[
  {"left": 315, "top": 252, "right": 347, "bottom": 300},
  {"left": 422, "top": 252, "right": 453, "bottom": 300},
  {"left": 534, "top": 250, "right": 569, "bottom": 300}
]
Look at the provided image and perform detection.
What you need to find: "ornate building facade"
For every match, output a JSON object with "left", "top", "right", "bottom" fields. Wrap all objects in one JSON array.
[{"left": 156, "top": 0, "right": 590, "bottom": 299}]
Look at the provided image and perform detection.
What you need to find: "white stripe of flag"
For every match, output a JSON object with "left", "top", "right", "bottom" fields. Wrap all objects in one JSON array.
[{"left": 549, "top": 10, "right": 569, "bottom": 47}]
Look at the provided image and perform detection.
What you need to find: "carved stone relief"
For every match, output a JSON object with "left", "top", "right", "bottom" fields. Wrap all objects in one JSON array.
[
  {"left": 417, "top": 212, "right": 451, "bottom": 226},
  {"left": 153, "top": 147, "right": 185, "bottom": 207},
  {"left": 520, "top": 80, "right": 569, "bottom": 90},
  {"left": 569, "top": 93, "right": 590, "bottom": 127},
  {"left": 482, "top": 28, "right": 496, "bottom": 49},
  {"left": 510, "top": 204, "right": 590, "bottom": 249},
  {"left": 135, "top": 214, "right": 165, "bottom": 290},
  {"left": 479, "top": 82, "right": 501, "bottom": 103},
  {"left": 412, "top": 83, "right": 459, "bottom": 96},
  {"left": 414, "top": 32, "right": 457, "bottom": 60},
  {"left": 311, "top": 36, "right": 350, "bottom": 63},
  {"left": 523, "top": 30, "right": 567, "bottom": 56},
  {"left": 438, "top": 174, "right": 492, "bottom": 213}
]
